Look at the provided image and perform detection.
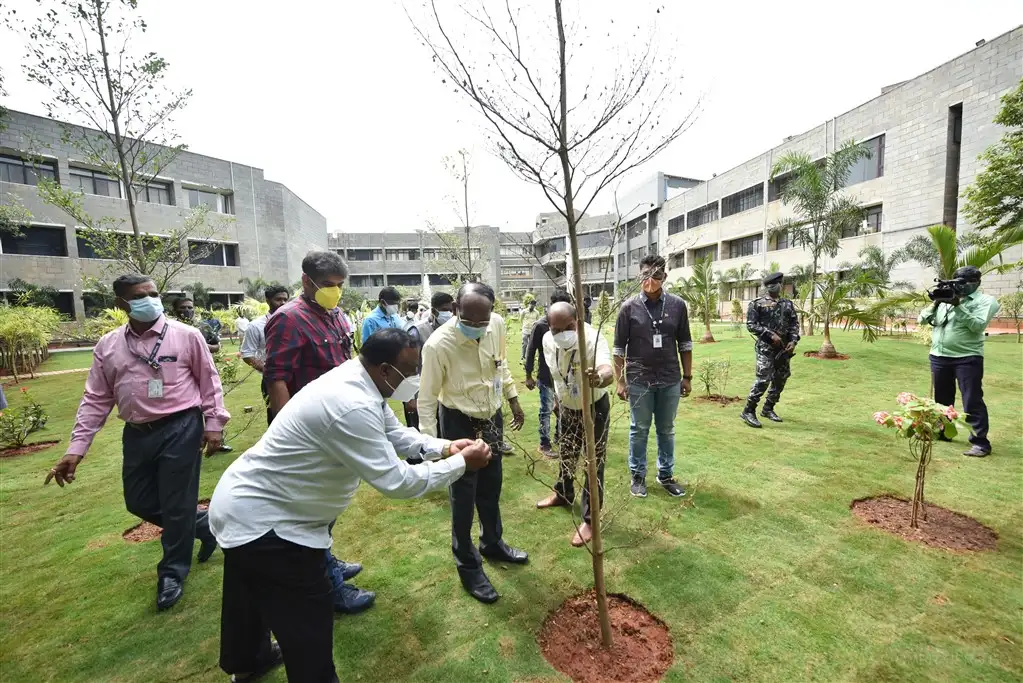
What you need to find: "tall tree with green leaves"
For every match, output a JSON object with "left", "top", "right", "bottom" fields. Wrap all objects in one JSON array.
[
  {"left": 17, "top": 0, "right": 192, "bottom": 261},
  {"left": 814, "top": 273, "right": 882, "bottom": 357},
  {"left": 768, "top": 140, "right": 872, "bottom": 334},
  {"left": 963, "top": 78, "right": 1023, "bottom": 238},
  {"left": 679, "top": 256, "right": 719, "bottom": 343},
  {"left": 899, "top": 224, "right": 1023, "bottom": 281}
]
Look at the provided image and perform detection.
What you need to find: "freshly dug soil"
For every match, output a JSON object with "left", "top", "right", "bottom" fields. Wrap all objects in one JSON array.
[
  {"left": 851, "top": 495, "right": 997, "bottom": 552},
  {"left": 123, "top": 521, "right": 162, "bottom": 543},
  {"left": 695, "top": 394, "right": 742, "bottom": 406},
  {"left": 803, "top": 351, "right": 850, "bottom": 360},
  {"left": 539, "top": 592, "right": 673, "bottom": 683},
  {"left": 0, "top": 439, "right": 61, "bottom": 458}
]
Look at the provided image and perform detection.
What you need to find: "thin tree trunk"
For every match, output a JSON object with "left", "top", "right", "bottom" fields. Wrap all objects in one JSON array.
[
  {"left": 819, "top": 320, "right": 835, "bottom": 357},
  {"left": 806, "top": 252, "right": 818, "bottom": 336},
  {"left": 555, "top": 0, "right": 612, "bottom": 650}
]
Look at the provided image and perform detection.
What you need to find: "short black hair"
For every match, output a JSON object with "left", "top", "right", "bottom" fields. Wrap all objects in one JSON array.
[
  {"left": 360, "top": 328, "right": 417, "bottom": 366},
  {"left": 264, "top": 284, "right": 289, "bottom": 300},
  {"left": 172, "top": 295, "right": 194, "bottom": 311},
  {"left": 639, "top": 254, "right": 667, "bottom": 271},
  {"left": 550, "top": 289, "right": 572, "bottom": 305},
  {"left": 378, "top": 286, "right": 401, "bottom": 304},
  {"left": 953, "top": 265, "right": 982, "bottom": 283},
  {"left": 112, "top": 274, "right": 153, "bottom": 298},
  {"left": 456, "top": 282, "right": 495, "bottom": 304},
  {"left": 405, "top": 301, "right": 417, "bottom": 313},
  {"left": 302, "top": 250, "right": 348, "bottom": 281},
  {"left": 431, "top": 291, "right": 454, "bottom": 309},
  {"left": 584, "top": 296, "right": 592, "bottom": 306}
]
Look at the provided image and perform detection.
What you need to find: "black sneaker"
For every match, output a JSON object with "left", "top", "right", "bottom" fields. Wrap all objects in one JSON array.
[
  {"left": 657, "top": 476, "right": 686, "bottom": 497},
  {"left": 630, "top": 475, "right": 647, "bottom": 498}
]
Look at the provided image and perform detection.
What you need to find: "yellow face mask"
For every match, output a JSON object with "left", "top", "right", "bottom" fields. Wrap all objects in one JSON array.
[{"left": 313, "top": 283, "right": 342, "bottom": 310}]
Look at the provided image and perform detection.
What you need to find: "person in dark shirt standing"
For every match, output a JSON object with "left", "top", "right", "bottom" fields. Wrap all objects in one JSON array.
[
  {"left": 263, "top": 250, "right": 374, "bottom": 616},
  {"left": 613, "top": 254, "right": 692, "bottom": 499},
  {"left": 583, "top": 296, "right": 592, "bottom": 324},
  {"left": 741, "top": 272, "right": 800, "bottom": 429},
  {"left": 524, "top": 290, "right": 572, "bottom": 457}
]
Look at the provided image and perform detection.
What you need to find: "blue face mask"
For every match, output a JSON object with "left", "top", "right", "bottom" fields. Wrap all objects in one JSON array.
[
  {"left": 126, "top": 296, "right": 164, "bottom": 323},
  {"left": 436, "top": 311, "right": 453, "bottom": 324},
  {"left": 457, "top": 321, "right": 487, "bottom": 340}
]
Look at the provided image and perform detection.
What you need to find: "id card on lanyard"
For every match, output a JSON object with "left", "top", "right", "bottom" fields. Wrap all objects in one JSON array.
[
  {"left": 644, "top": 298, "right": 666, "bottom": 349},
  {"left": 127, "top": 324, "right": 169, "bottom": 399},
  {"left": 492, "top": 360, "right": 503, "bottom": 398},
  {"left": 557, "top": 348, "right": 579, "bottom": 399}
]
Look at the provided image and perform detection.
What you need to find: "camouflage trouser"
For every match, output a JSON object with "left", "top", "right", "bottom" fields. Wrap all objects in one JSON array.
[{"left": 746, "top": 349, "right": 791, "bottom": 408}]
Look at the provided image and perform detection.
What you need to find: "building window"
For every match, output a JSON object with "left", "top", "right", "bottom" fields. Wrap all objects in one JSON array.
[
  {"left": 692, "top": 245, "right": 717, "bottom": 263},
  {"left": 727, "top": 234, "right": 762, "bottom": 259},
  {"left": 768, "top": 173, "right": 793, "bottom": 202},
  {"left": 538, "top": 237, "right": 566, "bottom": 257},
  {"left": 773, "top": 230, "right": 790, "bottom": 251},
  {"left": 188, "top": 240, "right": 239, "bottom": 267},
  {"left": 0, "top": 154, "right": 58, "bottom": 186},
  {"left": 722, "top": 184, "right": 764, "bottom": 217},
  {"left": 628, "top": 246, "right": 647, "bottom": 265},
  {"left": 627, "top": 218, "right": 647, "bottom": 240},
  {"left": 500, "top": 245, "right": 532, "bottom": 257},
  {"left": 501, "top": 266, "right": 532, "bottom": 279},
  {"left": 186, "top": 188, "right": 234, "bottom": 214},
  {"left": 133, "top": 181, "right": 173, "bottom": 206},
  {"left": 576, "top": 231, "right": 614, "bottom": 250},
  {"left": 0, "top": 225, "right": 68, "bottom": 257},
  {"left": 386, "top": 248, "right": 420, "bottom": 261},
  {"left": 842, "top": 204, "right": 883, "bottom": 238},
  {"left": 348, "top": 248, "right": 383, "bottom": 261},
  {"left": 69, "top": 167, "right": 122, "bottom": 198},
  {"left": 669, "top": 253, "right": 684, "bottom": 269},
  {"left": 618, "top": 253, "right": 625, "bottom": 269},
  {"left": 687, "top": 202, "right": 719, "bottom": 228},
  {"left": 667, "top": 215, "right": 684, "bottom": 235},
  {"left": 388, "top": 274, "right": 421, "bottom": 287},
  {"left": 428, "top": 273, "right": 456, "bottom": 286},
  {"left": 840, "top": 135, "right": 885, "bottom": 187},
  {"left": 579, "top": 258, "right": 610, "bottom": 275}
]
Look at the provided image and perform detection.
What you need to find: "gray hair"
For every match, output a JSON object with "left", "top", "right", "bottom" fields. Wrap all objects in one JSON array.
[{"left": 302, "top": 250, "right": 348, "bottom": 280}]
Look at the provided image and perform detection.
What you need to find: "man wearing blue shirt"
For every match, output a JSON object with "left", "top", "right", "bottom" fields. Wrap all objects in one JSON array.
[{"left": 361, "top": 287, "right": 405, "bottom": 344}]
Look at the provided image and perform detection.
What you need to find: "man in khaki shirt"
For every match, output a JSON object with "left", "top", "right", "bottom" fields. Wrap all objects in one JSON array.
[
  {"left": 535, "top": 302, "right": 613, "bottom": 548},
  {"left": 419, "top": 282, "right": 526, "bottom": 604}
]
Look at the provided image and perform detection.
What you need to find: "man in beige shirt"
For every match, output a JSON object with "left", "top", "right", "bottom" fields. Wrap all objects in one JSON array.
[
  {"left": 419, "top": 282, "right": 526, "bottom": 604},
  {"left": 535, "top": 302, "right": 613, "bottom": 547}
]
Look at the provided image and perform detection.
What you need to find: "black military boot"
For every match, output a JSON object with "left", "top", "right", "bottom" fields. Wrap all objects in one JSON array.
[
  {"left": 739, "top": 401, "right": 762, "bottom": 428},
  {"left": 761, "top": 404, "right": 783, "bottom": 422}
]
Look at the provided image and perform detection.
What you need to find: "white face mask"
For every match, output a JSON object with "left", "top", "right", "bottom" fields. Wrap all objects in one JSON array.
[
  {"left": 552, "top": 330, "right": 577, "bottom": 350},
  {"left": 384, "top": 303, "right": 399, "bottom": 316},
  {"left": 386, "top": 366, "right": 420, "bottom": 402}
]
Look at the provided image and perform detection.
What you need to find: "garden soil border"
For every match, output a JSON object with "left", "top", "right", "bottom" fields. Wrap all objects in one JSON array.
[
  {"left": 851, "top": 495, "right": 997, "bottom": 551},
  {"left": 803, "top": 351, "right": 850, "bottom": 360},
  {"left": 538, "top": 591, "right": 673, "bottom": 683},
  {"left": 0, "top": 440, "right": 61, "bottom": 458},
  {"left": 695, "top": 394, "right": 742, "bottom": 406},
  {"left": 122, "top": 499, "right": 211, "bottom": 543}
]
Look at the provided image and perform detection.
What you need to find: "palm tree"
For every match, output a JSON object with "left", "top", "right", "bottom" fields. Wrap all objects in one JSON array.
[
  {"left": 768, "top": 139, "right": 872, "bottom": 334},
  {"left": 721, "top": 262, "right": 757, "bottom": 303},
  {"left": 814, "top": 273, "right": 882, "bottom": 357},
  {"left": 238, "top": 277, "right": 272, "bottom": 299},
  {"left": 759, "top": 261, "right": 781, "bottom": 281},
  {"left": 899, "top": 224, "right": 1023, "bottom": 281},
  {"left": 678, "top": 256, "right": 718, "bottom": 343},
  {"left": 855, "top": 245, "right": 912, "bottom": 297}
]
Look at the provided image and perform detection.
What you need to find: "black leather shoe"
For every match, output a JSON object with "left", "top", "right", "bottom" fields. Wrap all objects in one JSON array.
[
  {"left": 156, "top": 576, "right": 183, "bottom": 611},
  {"left": 479, "top": 541, "right": 528, "bottom": 564},
  {"left": 761, "top": 407, "right": 783, "bottom": 423},
  {"left": 459, "top": 570, "right": 499, "bottom": 604},
  {"left": 197, "top": 536, "right": 218, "bottom": 563},
  {"left": 740, "top": 410, "right": 762, "bottom": 428}
]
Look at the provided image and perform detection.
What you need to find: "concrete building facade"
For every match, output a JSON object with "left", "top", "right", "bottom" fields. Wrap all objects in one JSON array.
[{"left": 0, "top": 110, "right": 327, "bottom": 318}]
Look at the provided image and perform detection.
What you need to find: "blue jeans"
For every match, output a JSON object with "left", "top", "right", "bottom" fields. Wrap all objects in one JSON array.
[
  {"left": 538, "top": 381, "right": 554, "bottom": 449},
  {"left": 627, "top": 382, "right": 681, "bottom": 480}
]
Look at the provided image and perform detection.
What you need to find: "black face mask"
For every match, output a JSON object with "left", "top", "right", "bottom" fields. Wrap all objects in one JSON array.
[
  {"left": 178, "top": 310, "right": 195, "bottom": 321},
  {"left": 766, "top": 284, "right": 782, "bottom": 295}
]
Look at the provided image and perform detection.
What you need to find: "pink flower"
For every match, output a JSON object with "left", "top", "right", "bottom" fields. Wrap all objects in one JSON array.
[
  {"left": 893, "top": 416, "right": 905, "bottom": 429},
  {"left": 873, "top": 411, "right": 889, "bottom": 425},
  {"left": 944, "top": 406, "right": 959, "bottom": 420},
  {"left": 896, "top": 392, "right": 917, "bottom": 405}
]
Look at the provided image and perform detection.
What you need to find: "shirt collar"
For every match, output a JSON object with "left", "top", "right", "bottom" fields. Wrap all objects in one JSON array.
[
  {"left": 355, "top": 358, "right": 384, "bottom": 402},
  {"left": 300, "top": 294, "right": 335, "bottom": 317},
  {"left": 126, "top": 314, "right": 167, "bottom": 338},
  {"left": 641, "top": 291, "right": 664, "bottom": 304}
]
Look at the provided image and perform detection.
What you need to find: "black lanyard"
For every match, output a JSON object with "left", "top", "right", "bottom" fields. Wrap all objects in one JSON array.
[
  {"left": 555, "top": 348, "right": 577, "bottom": 387},
  {"left": 643, "top": 297, "right": 666, "bottom": 332},
  {"left": 127, "top": 323, "right": 169, "bottom": 371}
]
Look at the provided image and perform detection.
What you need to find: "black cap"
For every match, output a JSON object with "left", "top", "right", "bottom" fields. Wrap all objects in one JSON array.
[
  {"left": 762, "top": 271, "right": 784, "bottom": 285},
  {"left": 953, "top": 265, "right": 982, "bottom": 282}
]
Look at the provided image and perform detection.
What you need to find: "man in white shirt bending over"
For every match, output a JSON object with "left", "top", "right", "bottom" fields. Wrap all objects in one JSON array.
[{"left": 209, "top": 328, "right": 492, "bottom": 683}]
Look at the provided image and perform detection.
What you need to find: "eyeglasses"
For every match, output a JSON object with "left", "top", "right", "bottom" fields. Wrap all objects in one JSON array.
[
  {"left": 460, "top": 318, "right": 490, "bottom": 329},
  {"left": 640, "top": 270, "right": 666, "bottom": 282}
]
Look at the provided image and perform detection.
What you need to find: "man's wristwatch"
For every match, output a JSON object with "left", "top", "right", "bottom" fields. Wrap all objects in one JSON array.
[{"left": 683, "top": 375, "right": 693, "bottom": 380}]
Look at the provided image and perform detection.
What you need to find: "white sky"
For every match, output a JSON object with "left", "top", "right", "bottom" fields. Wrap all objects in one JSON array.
[{"left": 1, "top": 0, "right": 1018, "bottom": 236}]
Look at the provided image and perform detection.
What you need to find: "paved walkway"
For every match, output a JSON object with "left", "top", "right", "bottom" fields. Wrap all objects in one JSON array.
[{"left": 2, "top": 367, "right": 90, "bottom": 383}]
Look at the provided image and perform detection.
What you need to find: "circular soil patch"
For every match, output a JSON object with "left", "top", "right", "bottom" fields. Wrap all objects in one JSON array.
[
  {"left": 803, "top": 351, "right": 850, "bottom": 360},
  {"left": 851, "top": 495, "right": 997, "bottom": 552},
  {"left": 123, "top": 521, "right": 162, "bottom": 543},
  {"left": 0, "top": 439, "right": 61, "bottom": 458},
  {"left": 539, "top": 591, "right": 673, "bottom": 683},
  {"left": 695, "top": 394, "right": 742, "bottom": 406}
]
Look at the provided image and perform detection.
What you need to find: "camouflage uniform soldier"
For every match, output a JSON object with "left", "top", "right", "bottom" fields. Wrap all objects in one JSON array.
[{"left": 740, "top": 272, "right": 800, "bottom": 428}]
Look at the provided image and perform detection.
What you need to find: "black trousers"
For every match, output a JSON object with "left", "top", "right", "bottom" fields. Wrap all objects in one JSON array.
[
  {"left": 219, "top": 532, "right": 338, "bottom": 683},
  {"left": 930, "top": 354, "right": 990, "bottom": 450},
  {"left": 440, "top": 406, "right": 504, "bottom": 572},
  {"left": 554, "top": 394, "right": 610, "bottom": 525},
  {"left": 260, "top": 375, "right": 273, "bottom": 426},
  {"left": 121, "top": 407, "right": 212, "bottom": 582},
  {"left": 404, "top": 401, "right": 419, "bottom": 430}
]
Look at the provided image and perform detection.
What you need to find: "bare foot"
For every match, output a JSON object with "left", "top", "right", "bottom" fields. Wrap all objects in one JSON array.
[
  {"left": 571, "top": 523, "right": 592, "bottom": 547},
  {"left": 536, "top": 492, "right": 570, "bottom": 509}
]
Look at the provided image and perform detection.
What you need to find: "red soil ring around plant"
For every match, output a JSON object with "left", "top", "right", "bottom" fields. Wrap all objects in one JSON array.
[
  {"left": 0, "top": 439, "right": 61, "bottom": 458},
  {"left": 803, "top": 351, "right": 850, "bottom": 360},
  {"left": 851, "top": 495, "right": 997, "bottom": 552},
  {"left": 694, "top": 394, "right": 742, "bottom": 406},
  {"left": 123, "top": 500, "right": 213, "bottom": 542},
  {"left": 539, "top": 591, "right": 673, "bottom": 683}
]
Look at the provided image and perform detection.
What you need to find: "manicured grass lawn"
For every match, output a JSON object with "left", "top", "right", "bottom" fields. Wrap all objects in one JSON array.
[
  {"left": 36, "top": 349, "right": 96, "bottom": 373},
  {"left": 0, "top": 329, "right": 1020, "bottom": 682}
]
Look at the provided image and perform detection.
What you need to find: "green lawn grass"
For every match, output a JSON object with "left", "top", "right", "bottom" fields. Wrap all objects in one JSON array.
[
  {"left": 37, "top": 349, "right": 96, "bottom": 373},
  {"left": 1, "top": 329, "right": 1020, "bottom": 682}
]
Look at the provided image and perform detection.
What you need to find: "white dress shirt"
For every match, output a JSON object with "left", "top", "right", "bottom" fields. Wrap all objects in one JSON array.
[
  {"left": 239, "top": 314, "right": 268, "bottom": 363},
  {"left": 209, "top": 359, "right": 466, "bottom": 550},
  {"left": 542, "top": 322, "right": 611, "bottom": 411}
]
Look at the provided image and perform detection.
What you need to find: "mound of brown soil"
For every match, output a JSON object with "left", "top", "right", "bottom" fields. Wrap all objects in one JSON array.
[
  {"left": 122, "top": 521, "right": 162, "bottom": 543},
  {"left": 851, "top": 495, "right": 997, "bottom": 551},
  {"left": 539, "top": 592, "right": 673, "bottom": 683},
  {"left": 695, "top": 394, "right": 742, "bottom": 406},
  {"left": 0, "top": 440, "right": 61, "bottom": 458},
  {"left": 803, "top": 351, "right": 850, "bottom": 360}
]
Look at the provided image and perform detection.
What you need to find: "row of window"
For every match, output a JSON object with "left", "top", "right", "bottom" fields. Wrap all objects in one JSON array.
[
  {"left": 0, "top": 225, "right": 239, "bottom": 265},
  {"left": 0, "top": 154, "right": 236, "bottom": 214},
  {"left": 345, "top": 247, "right": 486, "bottom": 262},
  {"left": 501, "top": 266, "right": 532, "bottom": 278}
]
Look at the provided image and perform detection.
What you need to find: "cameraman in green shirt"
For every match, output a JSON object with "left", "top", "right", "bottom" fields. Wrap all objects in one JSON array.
[{"left": 917, "top": 266, "right": 1001, "bottom": 457}]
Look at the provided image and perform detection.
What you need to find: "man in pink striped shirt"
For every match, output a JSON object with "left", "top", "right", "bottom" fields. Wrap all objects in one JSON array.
[{"left": 45, "top": 274, "right": 231, "bottom": 611}]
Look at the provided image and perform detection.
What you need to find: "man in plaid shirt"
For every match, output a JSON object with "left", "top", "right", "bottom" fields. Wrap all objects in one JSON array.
[{"left": 264, "top": 250, "right": 375, "bottom": 615}]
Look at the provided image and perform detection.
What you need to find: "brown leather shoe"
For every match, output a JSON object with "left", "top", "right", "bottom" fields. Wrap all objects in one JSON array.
[
  {"left": 536, "top": 492, "right": 571, "bottom": 509},
  {"left": 571, "top": 523, "right": 592, "bottom": 547}
]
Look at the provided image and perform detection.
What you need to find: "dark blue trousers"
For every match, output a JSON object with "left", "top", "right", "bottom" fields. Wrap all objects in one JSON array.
[{"left": 930, "top": 354, "right": 990, "bottom": 451}]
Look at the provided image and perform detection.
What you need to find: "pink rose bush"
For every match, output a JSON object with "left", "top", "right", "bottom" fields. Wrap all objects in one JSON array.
[{"left": 874, "top": 393, "right": 966, "bottom": 441}]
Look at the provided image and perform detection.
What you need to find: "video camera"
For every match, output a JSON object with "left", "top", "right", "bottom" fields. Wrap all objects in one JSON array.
[{"left": 927, "top": 277, "right": 968, "bottom": 304}]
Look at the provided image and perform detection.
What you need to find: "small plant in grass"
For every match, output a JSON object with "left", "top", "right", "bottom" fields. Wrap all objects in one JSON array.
[
  {"left": 0, "top": 388, "right": 48, "bottom": 449},
  {"left": 20, "top": 386, "right": 48, "bottom": 431},
  {"left": 214, "top": 352, "right": 241, "bottom": 384},
  {"left": 873, "top": 392, "right": 967, "bottom": 528},
  {"left": 696, "top": 358, "right": 731, "bottom": 397},
  {"left": 731, "top": 299, "right": 744, "bottom": 337},
  {"left": 999, "top": 291, "right": 1023, "bottom": 343}
]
